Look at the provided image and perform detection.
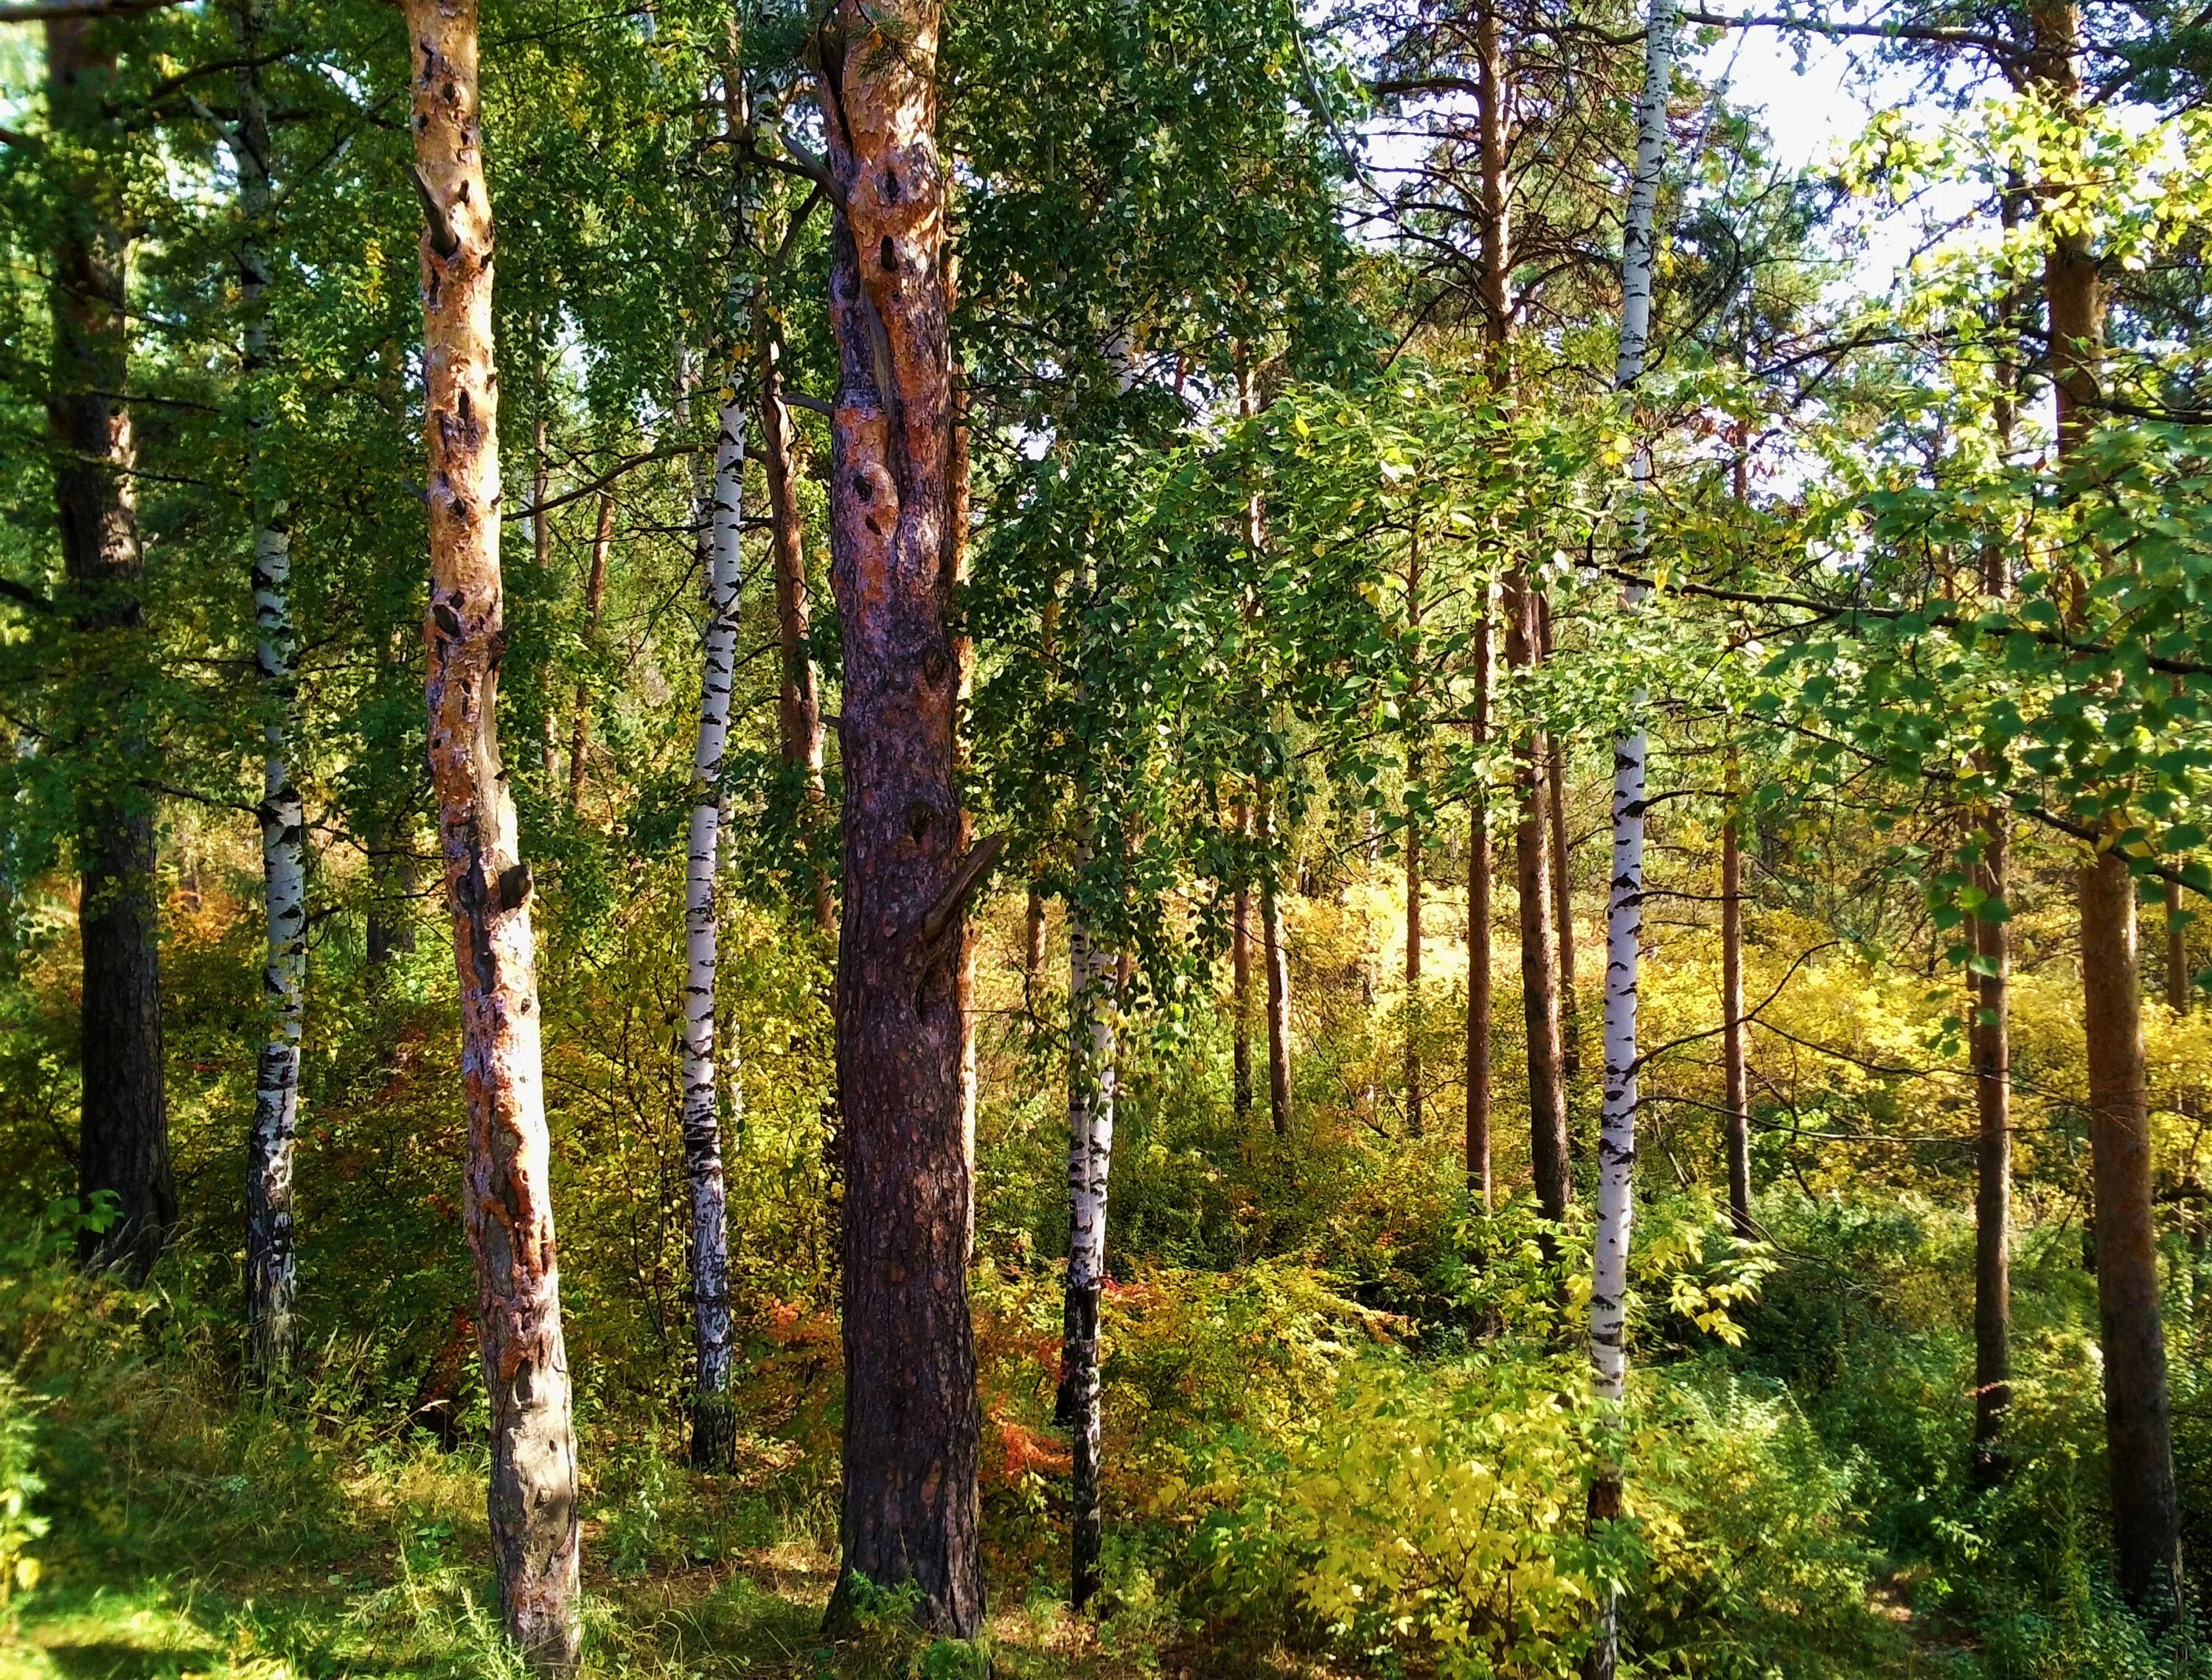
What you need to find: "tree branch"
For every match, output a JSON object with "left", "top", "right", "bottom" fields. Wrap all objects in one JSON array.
[
  {"left": 503, "top": 441, "right": 703, "bottom": 523},
  {"left": 1680, "top": 7, "right": 2017, "bottom": 60},
  {"left": 0, "top": 0, "right": 187, "bottom": 21},
  {"left": 919, "top": 833, "right": 1006, "bottom": 947}
]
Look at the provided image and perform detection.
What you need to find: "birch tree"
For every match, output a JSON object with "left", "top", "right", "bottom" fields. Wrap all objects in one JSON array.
[
  {"left": 233, "top": 0, "right": 305, "bottom": 1375},
  {"left": 1585, "top": 0, "right": 1672, "bottom": 1673},
  {"left": 681, "top": 353, "right": 744, "bottom": 1470}
]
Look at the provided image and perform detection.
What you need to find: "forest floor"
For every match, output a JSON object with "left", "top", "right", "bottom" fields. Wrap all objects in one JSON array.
[{"left": 0, "top": 1425, "right": 1333, "bottom": 1680}]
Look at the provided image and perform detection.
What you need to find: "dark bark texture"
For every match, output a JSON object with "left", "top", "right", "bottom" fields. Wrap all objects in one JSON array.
[
  {"left": 48, "top": 14, "right": 173, "bottom": 1279},
  {"left": 815, "top": 0, "right": 984, "bottom": 1639}
]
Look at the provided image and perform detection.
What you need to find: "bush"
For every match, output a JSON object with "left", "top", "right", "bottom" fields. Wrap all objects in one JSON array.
[
  {"left": 1183, "top": 1348, "right": 1890, "bottom": 1679},
  {"left": 0, "top": 1367, "right": 46, "bottom": 1620}
]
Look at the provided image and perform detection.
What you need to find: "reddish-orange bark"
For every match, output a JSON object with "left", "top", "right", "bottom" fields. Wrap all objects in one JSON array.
[
  {"left": 815, "top": 0, "right": 985, "bottom": 1637},
  {"left": 403, "top": 0, "right": 579, "bottom": 1664}
]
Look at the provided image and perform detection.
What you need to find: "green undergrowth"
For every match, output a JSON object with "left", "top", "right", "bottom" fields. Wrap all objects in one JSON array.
[{"left": 3, "top": 1183, "right": 2209, "bottom": 1678}]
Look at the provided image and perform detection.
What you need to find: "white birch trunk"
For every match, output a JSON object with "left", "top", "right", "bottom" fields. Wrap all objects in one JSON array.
[
  {"left": 1587, "top": 3, "right": 1672, "bottom": 1674},
  {"left": 682, "top": 377, "right": 744, "bottom": 1469},
  {"left": 234, "top": 0, "right": 304, "bottom": 1378},
  {"left": 1063, "top": 850, "right": 1117, "bottom": 1608}
]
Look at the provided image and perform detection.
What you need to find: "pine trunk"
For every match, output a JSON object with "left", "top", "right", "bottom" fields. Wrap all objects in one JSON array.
[
  {"left": 684, "top": 389, "right": 744, "bottom": 1472},
  {"left": 567, "top": 490, "right": 613, "bottom": 814},
  {"left": 1467, "top": 604, "right": 1492, "bottom": 1207},
  {"left": 49, "top": 15, "right": 173, "bottom": 1280},
  {"left": 1405, "top": 539, "right": 1424, "bottom": 1139},
  {"left": 2081, "top": 850, "right": 2182, "bottom": 1610},
  {"left": 1260, "top": 782, "right": 1293, "bottom": 1136},
  {"left": 234, "top": 0, "right": 303, "bottom": 1371},
  {"left": 403, "top": 4, "right": 580, "bottom": 1663},
  {"left": 1405, "top": 770, "right": 1422, "bottom": 1139},
  {"left": 2166, "top": 876, "right": 2188, "bottom": 1014},
  {"left": 1542, "top": 595, "right": 1579, "bottom": 1093},
  {"left": 815, "top": 1, "right": 985, "bottom": 1637},
  {"left": 1721, "top": 767, "right": 1751, "bottom": 1237},
  {"left": 2031, "top": 0, "right": 2181, "bottom": 1617},
  {"left": 1972, "top": 820, "right": 2011, "bottom": 1485},
  {"left": 1507, "top": 576, "right": 1568, "bottom": 1224},
  {"left": 1471, "top": 0, "right": 1506, "bottom": 1208},
  {"left": 758, "top": 302, "right": 834, "bottom": 929},
  {"left": 1232, "top": 796, "right": 1253, "bottom": 1121}
]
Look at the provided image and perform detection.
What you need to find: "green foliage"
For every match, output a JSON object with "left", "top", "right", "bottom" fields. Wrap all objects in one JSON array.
[{"left": 0, "top": 1367, "right": 46, "bottom": 1619}]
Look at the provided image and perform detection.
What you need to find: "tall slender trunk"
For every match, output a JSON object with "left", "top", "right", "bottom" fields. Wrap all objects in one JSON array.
[
  {"left": 1467, "top": 604, "right": 1493, "bottom": 1207},
  {"left": 1404, "top": 535, "right": 1424, "bottom": 1139},
  {"left": 1260, "top": 781, "right": 1293, "bottom": 1136},
  {"left": 1405, "top": 747, "right": 1422, "bottom": 1138},
  {"left": 1470, "top": 0, "right": 1506, "bottom": 1207},
  {"left": 1721, "top": 754, "right": 1751, "bottom": 1236},
  {"left": 1540, "top": 599, "right": 1579, "bottom": 1092},
  {"left": 2031, "top": 0, "right": 2181, "bottom": 1617},
  {"left": 1585, "top": 7, "right": 1672, "bottom": 1676},
  {"left": 234, "top": 0, "right": 302, "bottom": 1370},
  {"left": 2166, "top": 876, "right": 2188, "bottom": 1014},
  {"left": 757, "top": 296, "right": 834, "bottom": 928},
  {"left": 1232, "top": 796, "right": 1253, "bottom": 1120},
  {"left": 566, "top": 490, "right": 613, "bottom": 814},
  {"left": 683, "top": 370, "right": 744, "bottom": 1470},
  {"left": 368, "top": 619, "right": 422, "bottom": 977},
  {"left": 403, "top": 4, "right": 579, "bottom": 1663},
  {"left": 532, "top": 414, "right": 560, "bottom": 784},
  {"left": 1508, "top": 582, "right": 1568, "bottom": 1223},
  {"left": 1972, "top": 818, "right": 2011, "bottom": 1485},
  {"left": 1972, "top": 293, "right": 2018, "bottom": 1483},
  {"left": 1062, "top": 856, "right": 1116, "bottom": 1610},
  {"left": 815, "top": 1, "right": 985, "bottom": 1636},
  {"left": 48, "top": 15, "right": 172, "bottom": 1279}
]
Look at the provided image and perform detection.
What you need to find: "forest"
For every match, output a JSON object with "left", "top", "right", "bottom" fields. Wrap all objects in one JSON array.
[{"left": 1, "top": 0, "right": 2210, "bottom": 1673}]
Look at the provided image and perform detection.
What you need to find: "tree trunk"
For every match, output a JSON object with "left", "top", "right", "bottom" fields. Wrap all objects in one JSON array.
[
  {"left": 1722, "top": 752, "right": 1752, "bottom": 1237},
  {"left": 1506, "top": 578, "right": 1568, "bottom": 1224},
  {"left": 1467, "top": 602, "right": 1492, "bottom": 1207},
  {"left": 814, "top": 2, "right": 985, "bottom": 1637},
  {"left": 403, "top": 4, "right": 580, "bottom": 1664},
  {"left": 1405, "top": 750, "right": 1422, "bottom": 1139},
  {"left": 1585, "top": 8, "right": 1672, "bottom": 1675},
  {"left": 1232, "top": 796, "right": 1253, "bottom": 1121},
  {"left": 758, "top": 296, "right": 834, "bottom": 929},
  {"left": 1541, "top": 599, "right": 1579, "bottom": 1092},
  {"left": 1470, "top": 0, "right": 1506, "bottom": 1209},
  {"left": 1405, "top": 537, "right": 1424, "bottom": 1140},
  {"left": 1972, "top": 819, "right": 2011, "bottom": 1487},
  {"left": 2081, "top": 851, "right": 2183, "bottom": 1611},
  {"left": 1260, "top": 781, "right": 1293, "bottom": 1137},
  {"left": 234, "top": 0, "right": 303, "bottom": 1371},
  {"left": 683, "top": 377, "right": 744, "bottom": 1472},
  {"left": 533, "top": 413, "right": 559, "bottom": 785},
  {"left": 48, "top": 14, "right": 173, "bottom": 1280},
  {"left": 566, "top": 490, "right": 613, "bottom": 815},
  {"left": 1061, "top": 869, "right": 1116, "bottom": 1610},
  {"left": 2031, "top": 0, "right": 2181, "bottom": 1618},
  {"left": 2166, "top": 875, "right": 2188, "bottom": 1014}
]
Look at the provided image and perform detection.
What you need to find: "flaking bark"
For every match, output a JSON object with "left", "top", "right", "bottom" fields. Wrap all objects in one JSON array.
[
  {"left": 403, "top": 0, "right": 580, "bottom": 1662},
  {"left": 813, "top": 0, "right": 985, "bottom": 1637}
]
